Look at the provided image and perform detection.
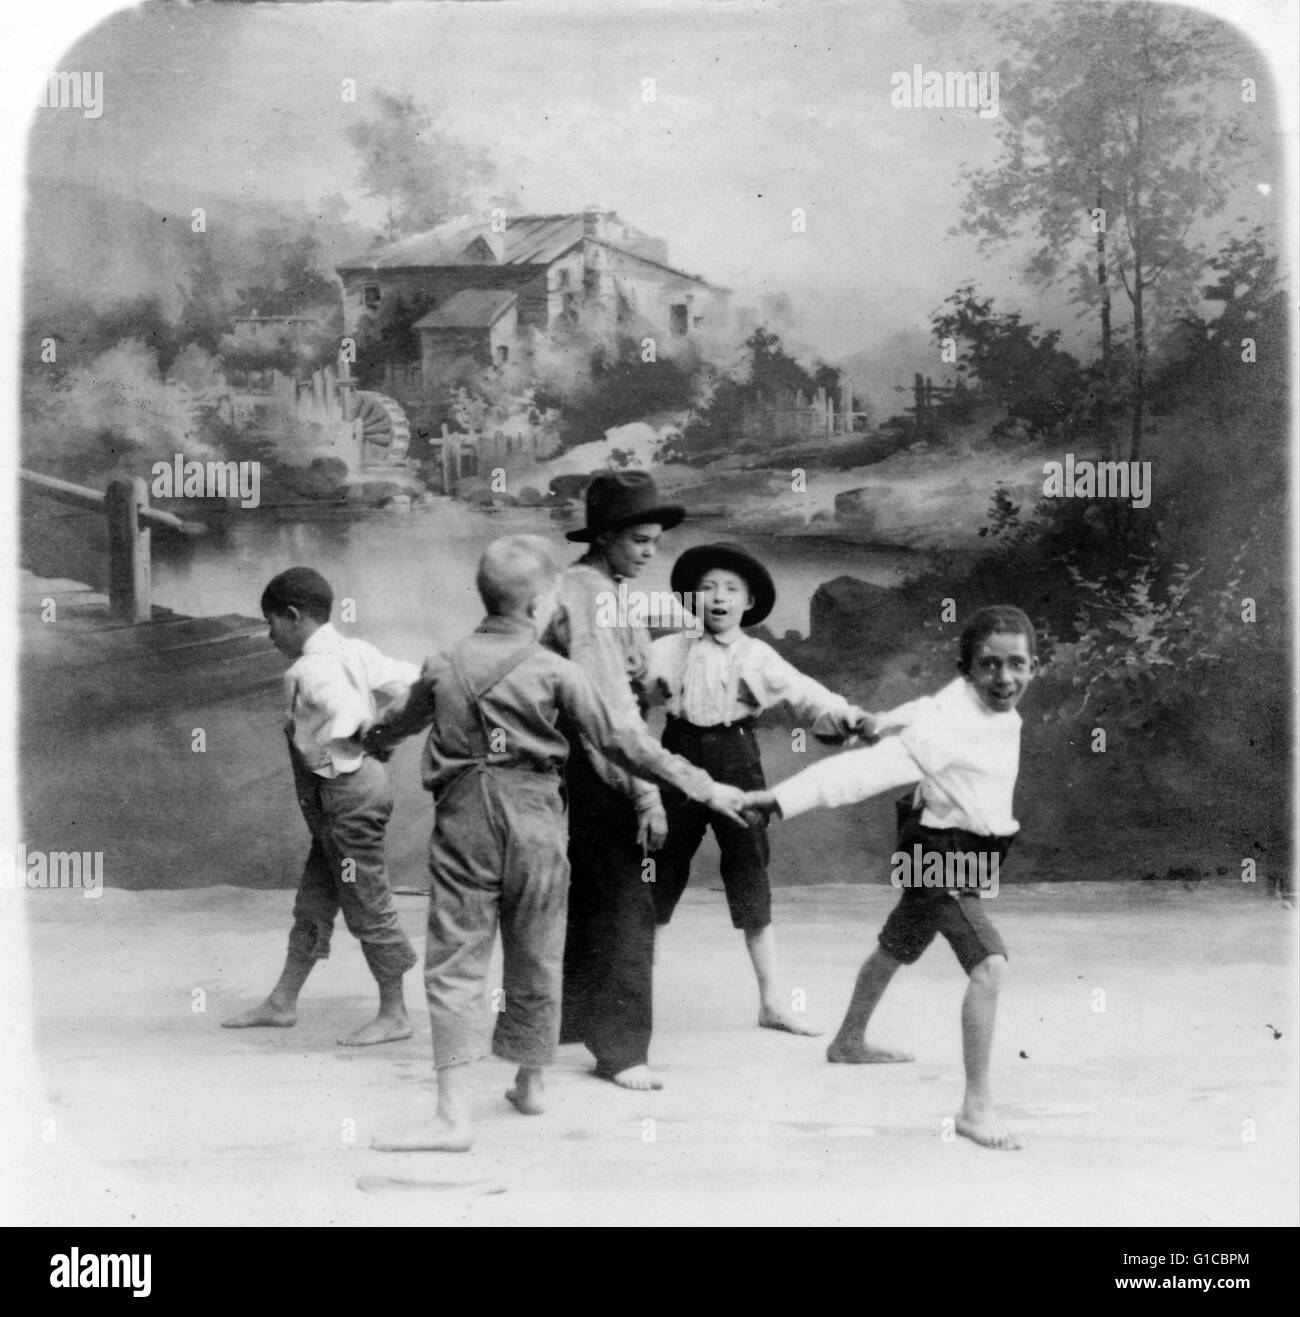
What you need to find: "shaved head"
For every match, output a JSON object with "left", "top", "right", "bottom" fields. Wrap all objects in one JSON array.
[{"left": 477, "top": 535, "right": 562, "bottom": 617}]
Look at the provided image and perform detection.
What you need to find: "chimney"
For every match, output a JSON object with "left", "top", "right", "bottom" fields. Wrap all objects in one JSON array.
[{"left": 582, "top": 206, "right": 604, "bottom": 239}]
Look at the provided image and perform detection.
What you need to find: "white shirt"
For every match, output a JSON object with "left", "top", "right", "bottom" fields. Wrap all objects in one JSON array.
[
  {"left": 772, "top": 678, "right": 1022, "bottom": 836},
  {"left": 649, "top": 630, "right": 856, "bottom": 733},
  {"left": 286, "top": 623, "right": 420, "bottom": 777}
]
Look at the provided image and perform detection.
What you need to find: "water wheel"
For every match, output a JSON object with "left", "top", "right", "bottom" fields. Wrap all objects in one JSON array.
[{"left": 353, "top": 391, "right": 411, "bottom": 466}]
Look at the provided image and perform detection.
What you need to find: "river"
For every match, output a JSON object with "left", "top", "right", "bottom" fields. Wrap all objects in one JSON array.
[{"left": 145, "top": 501, "right": 917, "bottom": 659}]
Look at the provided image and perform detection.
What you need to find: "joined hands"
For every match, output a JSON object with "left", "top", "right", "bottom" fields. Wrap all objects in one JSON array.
[
  {"left": 705, "top": 783, "right": 749, "bottom": 827},
  {"left": 739, "top": 788, "right": 780, "bottom": 826}
]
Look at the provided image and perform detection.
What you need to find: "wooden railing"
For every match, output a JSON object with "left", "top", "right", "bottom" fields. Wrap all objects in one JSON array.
[{"left": 20, "top": 470, "right": 203, "bottom": 624}]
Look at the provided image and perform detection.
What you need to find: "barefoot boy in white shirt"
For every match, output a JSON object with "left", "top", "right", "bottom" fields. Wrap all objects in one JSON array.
[
  {"left": 744, "top": 605, "right": 1038, "bottom": 1150},
  {"left": 223, "top": 567, "right": 420, "bottom": 1046}
]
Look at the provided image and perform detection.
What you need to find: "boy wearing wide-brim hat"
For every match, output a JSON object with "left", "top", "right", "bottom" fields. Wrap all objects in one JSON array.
[
  {"left": 647, "top": 543, "right": 871, "bottom": 1035},
  {"left": 543, "top": 471, "right": 691, "bottom": 1090},
  {"left": 562, "top": 469, "right": 686, "bottom": 546}
]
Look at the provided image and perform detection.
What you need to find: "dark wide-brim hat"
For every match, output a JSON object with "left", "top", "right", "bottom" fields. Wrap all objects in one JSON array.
[
  {"left": 566, "top": 470, "right": 686, "bottom": 542},
  {"left": 670, "top": 542, "right": 776, "bottom": 629}
]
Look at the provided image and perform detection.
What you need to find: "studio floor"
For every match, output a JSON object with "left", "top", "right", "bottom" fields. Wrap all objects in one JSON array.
[{"left": 3, "top": 880, "right": 1296, "bottom": 1227}]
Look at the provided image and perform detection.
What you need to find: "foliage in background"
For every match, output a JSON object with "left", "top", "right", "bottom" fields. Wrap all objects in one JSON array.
[
  {"left": 931, "top": 285, "right": 1089, "bottom": 439},
  {"left": 1050, "top": 555, "right": 1251, "bottom": 731},
  {"left": 550, "top": 335, "right": 699, "bottom": 449},
  {"left": 954, "top": 0, "right": 1257, "bottom": 460},
  {"left": 342, "top": 91, "right": 506, "bottom": 243},
  {"left": 682, "top": 328, "right": 842, "bottom": 454}
]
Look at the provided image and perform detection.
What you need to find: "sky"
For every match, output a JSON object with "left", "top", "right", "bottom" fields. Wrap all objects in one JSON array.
[{"left": 6, "top": 0, "right": 1291, "bottom": 369}]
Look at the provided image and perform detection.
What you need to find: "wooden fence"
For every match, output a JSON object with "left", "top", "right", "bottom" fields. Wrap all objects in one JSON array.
[
  {"left": 737, "top": 377, "right": 866, "bottom": 444},
  {"left": 20, "top": 470, "right": 201, "bottom": 623},
  {"left": 433, "top": 424, "right": 561, "bottom": 492}
]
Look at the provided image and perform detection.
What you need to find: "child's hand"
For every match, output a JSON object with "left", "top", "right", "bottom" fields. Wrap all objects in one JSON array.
[
  {"left": 362, "top": 724, "right": 396, "bottom": 761},
  {"left": 813, "top": 707, "right": 881, "bottom": 747},
  {"left": 705, "top": 783, "right": 748, "bottom": 826},
  {"left": 845, "top": 708, "right": 881, "bottom": 746},
  {"left": 636, "top": 800, "right": 669, "bottom": 852},
  {"left": 741, "top": 789, "right": 782, "bottom": 824}
]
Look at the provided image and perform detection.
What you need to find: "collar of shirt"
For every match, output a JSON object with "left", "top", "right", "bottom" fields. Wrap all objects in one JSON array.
[
  {"left": 952, "top": 675, "right": 1022, "bottom": 726},
  {"left": 699, "top": 625, "right": 743, "bottom": 648},
  {"left": 299, "top": 621, "right": 345, "bottom": 657},
  {"left": 575, "top": 553, "right": 618, "bottom": 582},
  {"left": 477, "top": 614, "right": 535, "bottom": 638}
]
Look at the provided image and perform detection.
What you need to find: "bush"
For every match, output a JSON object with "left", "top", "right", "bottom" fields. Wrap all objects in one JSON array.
[
  {"left": 556, "top": 335, "right": 698, "bottom": 448},
  {"left": 932, "top": 285, "right": 1088, "bottom": 438},
  {"left": 1049, "top": 558, "right": 1242, "bottom": 731}
]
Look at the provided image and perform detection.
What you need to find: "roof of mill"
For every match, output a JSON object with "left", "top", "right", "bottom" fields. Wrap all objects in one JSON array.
[
  {"left": 412, "top": 289, "right": 519, "bottom": 331},
  {"left": 337, "top": 214, "right": 587, "bottom": 271}
]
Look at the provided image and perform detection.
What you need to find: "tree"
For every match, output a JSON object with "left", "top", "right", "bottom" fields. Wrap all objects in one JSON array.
[
  {"left": 1150, "top": 225, "right": 1287, "bottom": 423},
  {"left": 953, "top": 1, "right": 1254, "bottom": 460},
  {"left": 350, "top": 292, "right": 434, "bottom": 388},
  {"left": 554, "top": 335, "right": 699, "bottom": 449},
  {"left": 932, "top": 285, "right": 1086, "bottom": 438},
  {"left": 175, "top": 240, "right": 230, "bottom": 356},
  {"left": 683, "top": 327, "right": 840, "bottom": 452},
  {"left": 235, "top": 229, "right": 340, "bottom": 318},
  {"left": 344, "top": 92, "right": 497, "bottom": 242},
  {"left": 744, "top": 327, "right": 839, "bottom": 400}
]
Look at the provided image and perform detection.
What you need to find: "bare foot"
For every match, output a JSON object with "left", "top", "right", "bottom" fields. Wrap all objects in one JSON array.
[
  {"left": 222, "top": 1001, "right": 297, "bottom": 1029},
  {"left": 956, "top": 1111, "right": 1022, "bottom": 1150},
  {"left": 338, "top": 1014, "right": 413, "bottom": 1047},
  {"left": 597, "top": 1064, "right": 664, "bottom": 1091},
  {"left": 506, "top": 1069, "right": 546, "bottom": 1115},
  {"left": 759, "top": 1006, "right": 824, "bottom": 1036},
  {"left": 826, "top": 1038, "right": 914, "bottom": 1064},
  {"left": 371, "top": 1119, "right": 472, "bottom": 1153}
]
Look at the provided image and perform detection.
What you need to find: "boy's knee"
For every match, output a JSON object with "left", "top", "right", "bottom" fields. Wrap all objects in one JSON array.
[{"left": 969, "top": 953, "right": 1007, "bottom": 989}]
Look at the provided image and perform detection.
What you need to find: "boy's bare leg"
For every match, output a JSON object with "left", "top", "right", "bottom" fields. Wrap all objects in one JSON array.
[
  {"left": 746, "top": 925, "right": 822, "bottom": 1035},
  {"left": 506, "top": 1066, "right": 547, "bottom": 1115},
  {"left": 826, "top": 947, "right": 915, "bottom": 1063},
  {"left": 955, "top": 954, "right": 1021, "bottom": 1150},
  {"left": 222, "top": 951, "right": 314, "bottom": 1028},
  {"left": 338, "top": 972, "right": 413, "bottom": 1046},
  {"left": 371, "top": 1061, "right": 474, "bottom": 1152}
]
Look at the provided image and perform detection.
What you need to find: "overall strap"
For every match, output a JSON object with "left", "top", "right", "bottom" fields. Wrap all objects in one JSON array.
[{"left": 447, "top": 637, "right": 538, "bottom": 760}]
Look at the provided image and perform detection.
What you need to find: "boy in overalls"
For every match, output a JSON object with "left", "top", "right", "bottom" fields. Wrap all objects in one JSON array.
[{"left": 367, "top": 536, "right": 746, "bottom": 1151}]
